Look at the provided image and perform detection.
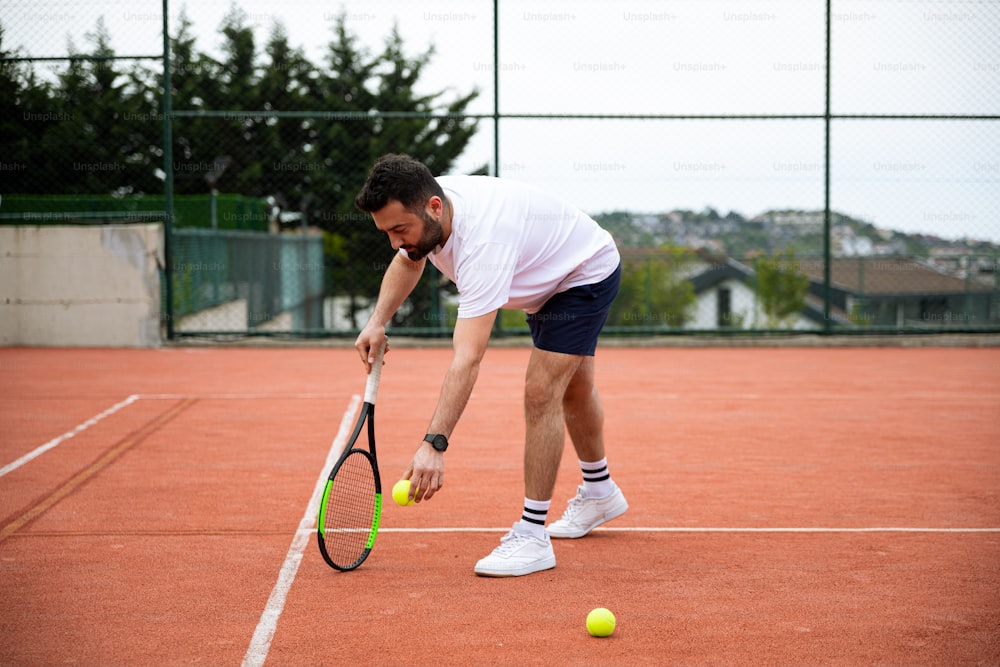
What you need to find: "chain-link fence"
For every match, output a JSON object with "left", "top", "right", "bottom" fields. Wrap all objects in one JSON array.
[{"left": 3, "top": 0, "right": 998, "bottom": 340}]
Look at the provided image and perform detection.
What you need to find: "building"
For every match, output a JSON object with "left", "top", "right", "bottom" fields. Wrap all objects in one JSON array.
[{"left": 685, "top": 256, "right": 997, "bottom": 330}]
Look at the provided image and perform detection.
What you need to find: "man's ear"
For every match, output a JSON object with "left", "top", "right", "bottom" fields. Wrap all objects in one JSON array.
[{"left": 426, "top": 195, "right": 444, "bottom": 216}]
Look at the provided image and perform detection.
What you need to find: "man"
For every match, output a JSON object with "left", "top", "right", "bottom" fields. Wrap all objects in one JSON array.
[{"left": 353, "top": 153, "right": 628, "bottom": 577}]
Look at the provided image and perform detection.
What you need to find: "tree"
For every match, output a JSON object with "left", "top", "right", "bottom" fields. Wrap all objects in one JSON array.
[
  {"left": 3, "top": 11, "right": 479, "bottom": 328},
  {"left": 162, "top": 10, "right": 480, "bottom": 326},
  {"left": 1, "top": 19, "right": 159, "bottom": 196},
  {"left": 306, "top": 13, "right": 480, "bottom": 328},
  {"left": 608, "top": 245, "right": 697, "bottom": 328},
  {"left": 0, "top": 25, "right": 53, "bottom": 193},
  {"left": 753, "top": 248, "right": 810, "bottom": 328}
]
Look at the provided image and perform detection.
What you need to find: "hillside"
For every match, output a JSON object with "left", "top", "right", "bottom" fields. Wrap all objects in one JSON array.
[{"left": 594, "top": 208, "right": 999, "bottom": 279}]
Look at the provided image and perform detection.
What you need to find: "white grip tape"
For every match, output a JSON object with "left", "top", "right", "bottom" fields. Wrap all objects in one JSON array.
[{"left": 363, "top": 340, "right": 386, "bottom": 405}]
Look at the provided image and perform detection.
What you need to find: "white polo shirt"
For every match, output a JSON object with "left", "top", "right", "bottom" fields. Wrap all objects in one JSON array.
[{"left": 415, "top": 176, "right": 620, "bottom": 318}]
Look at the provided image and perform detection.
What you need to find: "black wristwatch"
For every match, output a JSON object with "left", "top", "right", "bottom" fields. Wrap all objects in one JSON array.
[{"left": 423, "top": 433, "right": 449, "bottom": 452}]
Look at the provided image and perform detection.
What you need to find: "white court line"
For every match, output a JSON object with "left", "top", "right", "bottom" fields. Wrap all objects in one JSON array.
[
  {"left": 0, "top": 394, "right": 140, "bottom": 479},
  {"left": 594, "top": 527, "right": 1000, "bottom": 533},
  {"left": 597, "top": 526, "right": 1000, "bottom": 533},
  {"left": 291, "top": 526, "right": 1000, "bottom": 536},
  {"left": 139, "top": 393, "right": 344, "bottom": 400},
  {"left": 0, "top": 393, "right": 336, "bottom": 479},
  {"left": 242, "top": 394, "right": 361, "bottom": 667}
]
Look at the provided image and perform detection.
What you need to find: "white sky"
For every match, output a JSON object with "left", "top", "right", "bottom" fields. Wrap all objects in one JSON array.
[{"left": 5, "top": 0, "right": 999, "bottom": 242}]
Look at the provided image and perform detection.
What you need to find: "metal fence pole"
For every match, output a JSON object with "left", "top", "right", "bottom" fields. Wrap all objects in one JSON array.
[
  {"left": 822, "top": 0, "right": 832, "bottom": 335},
  {"left": 161, "top": 0, "right": 175, "bottom": 339},
  {"left": 493, "top": 0, "right": 500, "bottom": 178}
]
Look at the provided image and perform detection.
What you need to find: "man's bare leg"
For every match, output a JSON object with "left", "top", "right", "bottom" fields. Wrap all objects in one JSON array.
[
  {"left": 523, "top": 347, "right": 584, "bottom": 501},
  {"left": 473, "top": 346, "right": 581, "bottom": 577},
  {"left": 562, "top": 356, "right": 605, "bottom": 463},
  {"left": 547, "top": 355, "right": 628, "bottom": 538}
]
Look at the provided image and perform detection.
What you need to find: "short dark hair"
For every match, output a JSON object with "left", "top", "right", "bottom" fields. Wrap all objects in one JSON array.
[{"left": 354, "top": 154, "right": 445, "bottom": 213}]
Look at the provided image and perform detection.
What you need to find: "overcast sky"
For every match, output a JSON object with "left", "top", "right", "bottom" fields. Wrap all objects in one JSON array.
[{"left": 6, "top": 0, "right": 999, "bottom": 242}]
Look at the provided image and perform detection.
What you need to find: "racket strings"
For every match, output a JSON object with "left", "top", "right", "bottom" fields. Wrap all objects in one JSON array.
[{"left": 322, "top": 451, "right": 377, "bottom": 566}]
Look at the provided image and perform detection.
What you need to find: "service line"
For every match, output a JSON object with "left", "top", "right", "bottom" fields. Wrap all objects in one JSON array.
[{"left": 0, "top": 394, "right": 140, "bottom": 478}]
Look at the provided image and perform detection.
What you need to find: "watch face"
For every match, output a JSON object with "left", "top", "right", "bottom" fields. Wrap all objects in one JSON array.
[{"left": 425, "top": 434, "right": 448, "bottom": 451}]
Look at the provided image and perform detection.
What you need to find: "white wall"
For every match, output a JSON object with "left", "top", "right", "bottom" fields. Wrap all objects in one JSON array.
[
  {"left": 0, "top": 224, "right": 163, "bottom": 347},
  {"left": 688, "top": 278, "right": 818, "bottom": 331},
  {"left": 688, "top": 278, "right": 754, "bottom": 329}
]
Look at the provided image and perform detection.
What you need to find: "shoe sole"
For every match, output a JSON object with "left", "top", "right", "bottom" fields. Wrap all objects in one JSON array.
[
  {"left": 548, "top": 500, "right": 629, "bottom": 539},
  {"left": 474, "top": 555, "right": 556, "bottom": 577}
]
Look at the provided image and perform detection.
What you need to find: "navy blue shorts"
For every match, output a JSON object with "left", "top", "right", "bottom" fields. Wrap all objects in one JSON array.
[{"left": 526, "top": 263, "right": 621, "bottom": 357}]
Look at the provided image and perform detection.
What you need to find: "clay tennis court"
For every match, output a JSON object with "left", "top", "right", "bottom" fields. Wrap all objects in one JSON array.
[{"left": 1, "top": 343, "right": 998, "bottom": 666}]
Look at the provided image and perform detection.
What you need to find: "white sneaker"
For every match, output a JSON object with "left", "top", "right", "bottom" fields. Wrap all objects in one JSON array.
[
  {"left": 547, "top": 483, "right": 629, "bottom": 539},
  {"left": 474, "top": 524, "right": 556, "bottom": 577}
]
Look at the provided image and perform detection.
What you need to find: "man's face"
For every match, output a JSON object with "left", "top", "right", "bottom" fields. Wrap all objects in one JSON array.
[{"left": 371, "top": 199, "right": 444, "bottom": 261}]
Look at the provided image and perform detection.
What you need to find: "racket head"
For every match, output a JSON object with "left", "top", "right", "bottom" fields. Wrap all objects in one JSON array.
[{"left": 317, "top": 444, "right": 382, "bottom": 571}]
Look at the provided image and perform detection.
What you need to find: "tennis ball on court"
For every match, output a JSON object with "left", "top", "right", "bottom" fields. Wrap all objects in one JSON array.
[
  {"left": 586, "top": 608, "right": 616, "bottom": 637},
  {"left": 391, "top": 479, "right": 415, "bottom": 506}
]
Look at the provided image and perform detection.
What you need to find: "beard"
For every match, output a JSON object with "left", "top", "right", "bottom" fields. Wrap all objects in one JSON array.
[{"left": 403, "top": 209, "right": 445, "bottom": 261}]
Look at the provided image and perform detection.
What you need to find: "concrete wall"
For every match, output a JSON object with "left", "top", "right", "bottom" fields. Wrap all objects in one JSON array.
[{"left": 0, "top": 224, "right": 163, "bottom": 347}]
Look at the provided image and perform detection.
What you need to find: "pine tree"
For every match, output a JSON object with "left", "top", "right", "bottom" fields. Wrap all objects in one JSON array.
[
  {"left": 3, "top": 11, "right": 480, "bottom": 327},
  {"left": 0, "top": 25, "right": 53, "bottom": 193},
  {"left": 307, "top": 13, "right": 480, "bottom": 328}
]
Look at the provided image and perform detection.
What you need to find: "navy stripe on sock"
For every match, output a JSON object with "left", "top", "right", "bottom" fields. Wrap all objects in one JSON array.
[
  {"left": 522, "top": 506, "right": 547, "bottom": 525},
  {"left": 582, "top": 465, "right": 609, "bottom": 482}
]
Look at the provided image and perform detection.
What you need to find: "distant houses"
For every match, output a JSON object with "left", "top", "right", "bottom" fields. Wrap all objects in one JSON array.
[{"left": 684, "top": 255, "right": 997, "bottom": 330}]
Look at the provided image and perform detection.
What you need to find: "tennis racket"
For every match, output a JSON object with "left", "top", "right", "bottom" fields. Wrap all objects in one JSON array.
[{"left": 317, "top": 341, "right": 386, "bottom": 571}]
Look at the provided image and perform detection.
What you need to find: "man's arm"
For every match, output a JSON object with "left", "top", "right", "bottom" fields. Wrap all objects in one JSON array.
[
  {"left": 355, "top": 252, "right": 425, "bottom": 371},
  {"left": 405, "top": 309, "right": 497, "bottom": 502}
]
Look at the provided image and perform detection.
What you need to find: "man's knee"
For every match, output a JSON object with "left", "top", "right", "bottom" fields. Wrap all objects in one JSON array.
[
  {"left": 524, "top": 376, "right": 563, "bottom": 415},
  {"left": 525, "top": 349, "right": 583, "bottom": 411}
]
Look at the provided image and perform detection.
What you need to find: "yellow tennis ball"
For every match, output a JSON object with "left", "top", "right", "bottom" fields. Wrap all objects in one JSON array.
[
  {"left": 586, "top": 608, "right": 616, "bottom": 637},
  {"left": 391, "top": 479, "right": 415, "bottom": 506}
]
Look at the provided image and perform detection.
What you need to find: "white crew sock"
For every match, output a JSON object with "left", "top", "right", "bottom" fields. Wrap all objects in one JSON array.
[
  {"left": 516, "top": 497, "right": 551, "bottom": 539},
  {"left": 580, "top": 458, "right": 614, "bottom": 498}
]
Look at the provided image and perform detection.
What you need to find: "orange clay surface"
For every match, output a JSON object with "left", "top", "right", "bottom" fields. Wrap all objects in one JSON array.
[{"left": 1, "top": 345, "right": 998, "bottom": 666}]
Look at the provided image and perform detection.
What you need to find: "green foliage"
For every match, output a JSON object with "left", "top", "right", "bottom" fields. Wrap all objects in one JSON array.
[
  {"left": 752, "top": 248, "right": 811, "bottom": 328},
  {"left": 499, "top": 308, "right": 528, "bottom": 331},
  {"left": 1, "top": 19, "right": 162, "bottom": 196},
  {"left": 608, "top": 245, "right": 697, "bottom": 328},
  {"left": 2, "top": 10, "right": 480, "bottom": 330}
]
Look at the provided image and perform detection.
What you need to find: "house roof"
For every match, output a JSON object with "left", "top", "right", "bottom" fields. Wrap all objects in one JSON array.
[
  {"left": 687, "top": 258, "right": 752, "bottom": 293},
  {"left": 795, "top": 258, "right": 993, "bottom": 296},
  {"left": 686, "top": 258, "right": 852, "bottom": 325}
]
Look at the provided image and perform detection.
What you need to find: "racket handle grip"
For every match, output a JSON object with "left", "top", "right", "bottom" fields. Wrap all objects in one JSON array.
[{"left": 364, "top": 340, "right": 387, "bottom": 404}]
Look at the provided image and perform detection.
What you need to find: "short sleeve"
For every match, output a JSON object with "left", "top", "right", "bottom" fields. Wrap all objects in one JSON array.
[{"left": 454, "top": 242, "right": 519, "bottom": 318}]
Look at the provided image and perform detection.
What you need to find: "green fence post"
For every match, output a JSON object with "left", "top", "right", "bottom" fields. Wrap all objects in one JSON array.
[
  {"left": 161, "top": 0, "right": 175, "bottom": 340},
  {"left": 822, "top": 0, "right": 832, "bottom": 335}
]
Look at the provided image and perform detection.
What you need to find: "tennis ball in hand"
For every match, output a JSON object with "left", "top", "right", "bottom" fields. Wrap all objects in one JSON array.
[
  {"left": 586, "top": 608, "right": 616, "bottom": 637},
  {"left": 391, "top": 479, "right": 415, "bottom": 506}
]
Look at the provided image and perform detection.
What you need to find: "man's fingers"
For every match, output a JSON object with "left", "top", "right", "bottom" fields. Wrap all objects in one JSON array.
[{"left": 412, "top": 473, "right": 442, "bottom": 502}]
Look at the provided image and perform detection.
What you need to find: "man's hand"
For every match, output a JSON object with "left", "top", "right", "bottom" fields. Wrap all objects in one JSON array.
[
  {"left": 404, "top": 443, "right": 444, "bottom": 502},
  {"left": 354, "top": 325, "right": 388, "bottom": 374}
]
